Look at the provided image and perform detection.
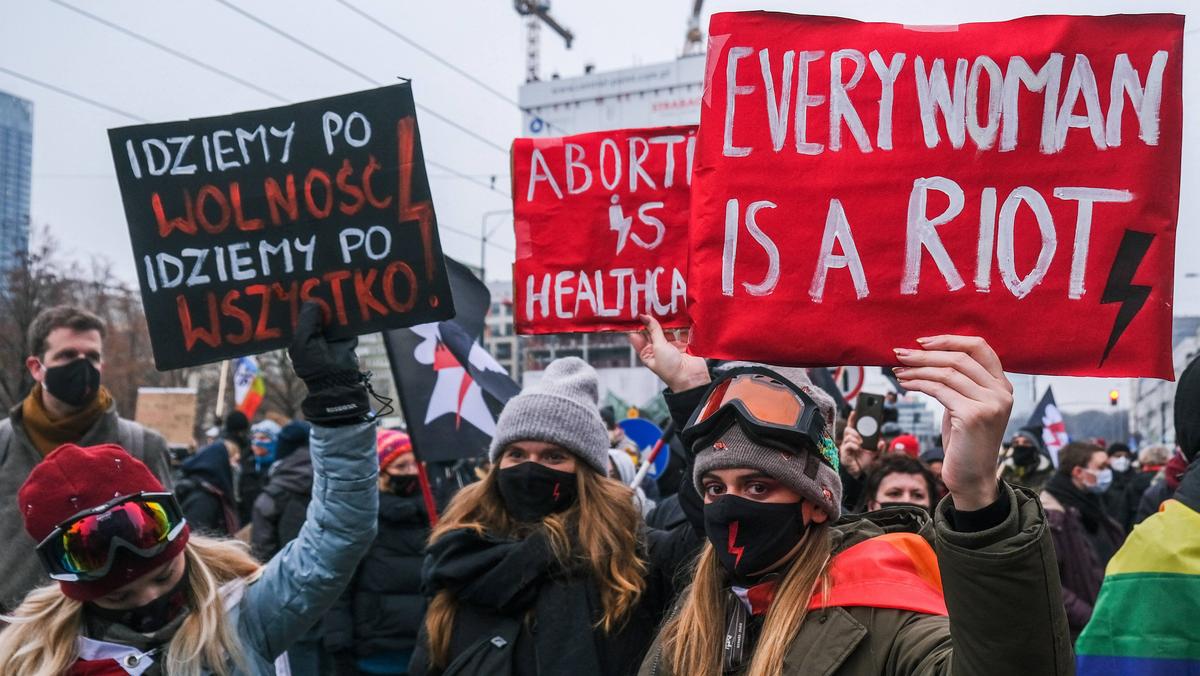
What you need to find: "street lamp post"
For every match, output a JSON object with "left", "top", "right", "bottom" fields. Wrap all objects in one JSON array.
[{"left": 480, "top": 209, "right": 511, "bottom": 281}]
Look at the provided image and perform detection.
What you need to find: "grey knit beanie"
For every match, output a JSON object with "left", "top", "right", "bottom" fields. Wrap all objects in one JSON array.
[
  {"left": 693, "top": 366, "right": 843, "bottom": 519},
  {"left": 489, "top": 357, "right": 610, "bottom": 475}
]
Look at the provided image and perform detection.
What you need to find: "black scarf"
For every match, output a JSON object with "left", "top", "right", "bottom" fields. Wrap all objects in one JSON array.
[
  {"left": 1045, "top": 473, "right": 1107, "bottom": 533},
  {"left": 422, "top": 527, "right": 603, "bottom": 674},
  {"left": 1045, "top": 472, "right": 1124, "bottom": 563}
]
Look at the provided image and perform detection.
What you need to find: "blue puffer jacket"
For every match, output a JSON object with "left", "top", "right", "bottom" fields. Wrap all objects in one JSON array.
[
  {"left": 75, "top": 422, "right": 379, "bottom": 674},
  {"left": 229, "top": 421, "right": 379, "bottom": 672}
]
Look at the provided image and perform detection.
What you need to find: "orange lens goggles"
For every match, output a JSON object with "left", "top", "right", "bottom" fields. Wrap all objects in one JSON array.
[{"left": 694, "top": 373, "right": 806, "bottom": 429}]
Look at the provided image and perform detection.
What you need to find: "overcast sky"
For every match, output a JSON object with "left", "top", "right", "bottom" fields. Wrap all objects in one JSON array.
[{"left": 2, "top": 0, "right": 1197, "bottom": 415}]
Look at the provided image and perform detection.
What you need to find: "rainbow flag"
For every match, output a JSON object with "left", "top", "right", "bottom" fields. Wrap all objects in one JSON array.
[
  {"left": 237, "top": 376, "right": 265, "bottom": 419},
  {"left": 1075, "top": 499, "right": 1200, "bottom": 675},
  {"left": 233, "top": 356, "right": 265, "bottom": 419}
]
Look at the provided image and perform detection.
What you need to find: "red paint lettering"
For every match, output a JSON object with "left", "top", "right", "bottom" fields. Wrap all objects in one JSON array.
[
  {"left": 396, "top": 119, "right": 437, "bottom": 282},
  {"left": 230, "top": 182, "right": 263, "bottom": 231},
  {"left": 153, "top": 191, "right": 196, "bottom": 237},
  {"left": 336, "top": 159, "right": 366, "bottom": 216},
  {"left": 245, "top": 284, "right": 281, "bottom": 340},
  {"left": 353, "top": 268, "right": 388, "bottom": 320},
  {"left": 177, "top": 293, "right": 220, "bottom": 350},
  {"left": 363, "top": 154, "right": 393, "bottom": 210},
  {"left": 265, "top": 175, "right": 299, "bottom": 225},
  {"left": 322, "top": 270, "right": 352, "bottom": 326},
  {"left": 221, "top": 289, "right": 253, "bottom": 345},
  {"left": 272, "top": 281, "right": 300, "bottom": 330},
  {"left": 299, "top": 277, "right": 332, "bottom": 323},
  {"left": 195, "top": 185, "right": 230, "bottom": 234},
  {"left": 383, "top": 261, "right": 417, "bottom": 312},
  {"left": 304, "top": 168, "right": 334, "bottom": 219}
]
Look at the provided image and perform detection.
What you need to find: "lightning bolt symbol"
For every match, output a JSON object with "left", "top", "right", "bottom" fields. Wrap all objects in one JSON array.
[
  {"left": 1098, "top": 230, "right": 1155, "bottom": 367},
  {"left": 727, "top": 520, "right": 744, "bottom": 569},
  {"left": 608, "top": 196, "right": 633, "bottom": 254},
  {"left": 552, "top": 482, "right": 561, "bottom": 502}
]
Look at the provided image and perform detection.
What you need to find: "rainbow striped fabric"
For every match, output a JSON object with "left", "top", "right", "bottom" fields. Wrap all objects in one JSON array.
[{"left": 1075, "top": 499, "right": 1200, "bottom": 675}]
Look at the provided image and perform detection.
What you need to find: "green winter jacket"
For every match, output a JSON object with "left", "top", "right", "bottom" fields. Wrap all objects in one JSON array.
[{"left": 640, "top": 482, "right": 1074, "bottom": 676}]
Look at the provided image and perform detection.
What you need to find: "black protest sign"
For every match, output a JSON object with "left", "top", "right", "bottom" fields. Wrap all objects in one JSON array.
[{"left": 109, "top": 83, "right": 455, "bottom": 370}]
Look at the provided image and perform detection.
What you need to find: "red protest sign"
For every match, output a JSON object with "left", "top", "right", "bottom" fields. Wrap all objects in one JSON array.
[
  {"left": 687, "top": 13, "right": 1183, "bottom": 379},
  {"left": 512, "top": 125, "right": 696, "bottom": 334}
]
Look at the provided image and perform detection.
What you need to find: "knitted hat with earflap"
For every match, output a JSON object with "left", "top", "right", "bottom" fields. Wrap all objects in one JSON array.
[
  {"left": 693, "top": 365, "right": 843, "bottom": 520},
  {"left": 19, "top": 443, "right": 190, "bottom": 602},
  {"left": 489, "top": 357, "right": 610, "bottom": 475}
]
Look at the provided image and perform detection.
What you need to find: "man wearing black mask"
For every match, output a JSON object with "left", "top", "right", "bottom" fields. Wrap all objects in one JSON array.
[
  {"left": 0, "top": 305, "right": 173, "bottom": 613},
  {"left": 1000, "top": 428, "right": 1055, "bottom": 493}
]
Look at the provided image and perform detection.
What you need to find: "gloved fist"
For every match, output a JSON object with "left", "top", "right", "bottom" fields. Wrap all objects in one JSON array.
[{"left": 288, "top": 302, "right": 371, "bottom": 426}]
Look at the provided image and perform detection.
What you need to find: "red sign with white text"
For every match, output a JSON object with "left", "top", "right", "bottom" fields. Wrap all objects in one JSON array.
[
  {"left": 512, "top": 125, "right": 696, "bottom": 334},
  {"left": 688, "top": 13, "right": 1183, "bottom": 379}
]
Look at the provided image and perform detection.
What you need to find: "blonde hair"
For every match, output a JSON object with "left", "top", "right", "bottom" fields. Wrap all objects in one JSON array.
[
  {"left": 655, "top": 526, "right": 832, "bottom": 676},
  {"left": 0, "top": 536, "right": 263, "bottom": 676},
  {"left": 423, "top": 464, "right": 647, "bottom": 669}
]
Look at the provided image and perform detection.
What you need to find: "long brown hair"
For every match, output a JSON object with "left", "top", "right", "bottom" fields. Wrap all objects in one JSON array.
[
  {"left": 655, "top": 525, "right": 832, "bottom": 676},
  {"left": 0, "top": 536, "right": 263, "bottom": 676},
  {"left": 423, "top": 463, "right": 648, "bottom": 669}
]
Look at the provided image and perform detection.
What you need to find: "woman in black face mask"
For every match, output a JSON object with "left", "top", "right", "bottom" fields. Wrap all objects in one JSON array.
[
  {"left": 633, "top": 316, "right": 1072, "bottom": 676},
  {"left": 325, "top": 429, "right": 433, "bottom": 674},
  {"left": 412, "top": 357, "right": 703, "bottom": 676}
]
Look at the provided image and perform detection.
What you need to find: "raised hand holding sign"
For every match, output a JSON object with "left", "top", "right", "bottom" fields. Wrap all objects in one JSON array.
[{"left": 109, "top": 83, "right": 454, "bottom": 370}]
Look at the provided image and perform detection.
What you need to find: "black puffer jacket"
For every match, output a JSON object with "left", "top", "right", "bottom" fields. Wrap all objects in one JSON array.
[
  {"left": 251, "top": 446, "right": 314, "bottom": 560},
  {"left": 325, "top": 491, "right": 431, "bottom": 660}
]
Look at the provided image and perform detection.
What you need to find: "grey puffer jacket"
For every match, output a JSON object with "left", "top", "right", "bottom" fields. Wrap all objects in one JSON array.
[{"left": 72, "top": 421, "right": 379, "bottom": 675}]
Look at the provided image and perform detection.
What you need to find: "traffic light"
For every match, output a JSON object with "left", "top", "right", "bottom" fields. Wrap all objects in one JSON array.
[{"left": 1109, "top": 389, "right": 1119, "bottom": 407}]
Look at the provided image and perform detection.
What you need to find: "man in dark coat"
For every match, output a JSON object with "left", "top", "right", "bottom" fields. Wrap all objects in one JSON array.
[
  {"left": 176, "top": 440, "right": 239, "bottom": 536},
  {"left": 1041, "top": 441, "right": 1126, "bottom": 638},
  {"left": 1000, "top": 428, "right": 1055, "bottom": 493}
]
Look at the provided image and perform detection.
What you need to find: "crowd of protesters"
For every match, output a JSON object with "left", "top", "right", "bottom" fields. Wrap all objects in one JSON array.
[{"left": 0, "top": 303, "right": 1195, "bottom": 674}]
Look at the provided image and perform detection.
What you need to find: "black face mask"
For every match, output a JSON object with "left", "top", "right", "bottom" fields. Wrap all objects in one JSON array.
[
  {"left": 496, "top": 462, "right": 578, "bottom": 522},
  {"left": 1012, "top": 444, "right": 1039, "bottom": 467},
  {"left": 388, "top": 474, "right": 420, "bottom": 496},
  {"left": 704, "top": 495, "right": 810, "bottom": 579},
  {"left": 42, "top": 358, "right": 101, "bottom": 407},
  {"left": 87, "top": 567, "right": 189, "bottom": 634}
]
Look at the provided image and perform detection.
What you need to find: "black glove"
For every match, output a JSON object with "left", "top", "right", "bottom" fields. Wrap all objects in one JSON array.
[{"left": 288, "top": 302, "right": 371, "bottom": 426}]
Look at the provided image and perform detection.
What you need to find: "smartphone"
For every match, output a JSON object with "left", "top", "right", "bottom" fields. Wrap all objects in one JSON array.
[{"left": 855, "top": 392, "right": 885, "bottom": 452}]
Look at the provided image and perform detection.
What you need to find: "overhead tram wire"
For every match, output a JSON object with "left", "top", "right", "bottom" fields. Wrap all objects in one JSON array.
[
  {"left": 41, "top": 1, "right": 510, "bottom": 199},
  {"left": 0, "top": 68, "right": 513, "bottom": 252},
  {"left": 48, "top": 0, "right": 289, "bottom": 104},
  {"left": 210, "top": 0, "right": 509, "bottom": 156},
  {"left": 333, "top": 0, "right": 572, "bottom": 135},
  {"left": 443, "top": 224, "right": 514, "bottom": 254},
  {"left": 0, "top": 66, "right": 148, "bottom": 122}
]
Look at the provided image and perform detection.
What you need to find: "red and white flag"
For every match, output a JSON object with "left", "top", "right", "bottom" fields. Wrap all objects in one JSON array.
[{"left": 1028, "top": 387, "right": 1070, "bottom": 466}]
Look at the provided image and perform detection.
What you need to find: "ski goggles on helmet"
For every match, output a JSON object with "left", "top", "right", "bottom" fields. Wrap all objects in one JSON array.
[
  {"left": 682, "top": 366, "right": 830, "bottom": 460},
  {"left": 36, "top": 492, "right": 187, "bottom": 582}
]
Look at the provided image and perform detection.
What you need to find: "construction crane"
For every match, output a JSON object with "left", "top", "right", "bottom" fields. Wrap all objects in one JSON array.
[
  {"left": 683, "top": 0, "right": 705, "bottom": 54},
  {"left": 514, "top": 0, "right": 574, "bottom": 83}
]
